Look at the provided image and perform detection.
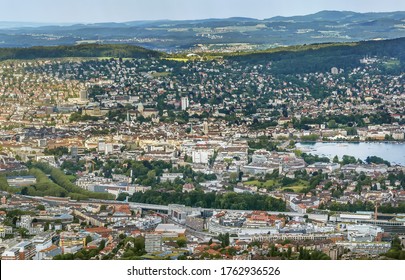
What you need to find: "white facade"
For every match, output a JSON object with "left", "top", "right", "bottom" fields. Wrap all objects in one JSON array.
[
  {"left": 32, "top": 234, "right": 53, "bottom": 252},
  {"left": 98, "top": 139, "right": 106, "bottom": 152},
  {"left": 192, "top": 150, "right": 212, "bottom": 164},
  {"left": 145, "top": 234, "right": 162, "bottom": 253},
  {"left": 20, "top": 215, "right": 32, "bottom": 229},
  {"left": 105, "top": 143, "right": 113, "bottom": 155},
  {"left": 181, "top": 96, "right": 189, "bottom": 110}
]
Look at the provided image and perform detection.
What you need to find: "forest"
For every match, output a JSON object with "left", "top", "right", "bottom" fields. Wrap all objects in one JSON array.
[
  {"left": 130, "top": 189, "right": 286, "bottom": 211},
  {"left": 226, "top": 37, "right": 405, "bottom": 74},
  {"left": 0, "top": 44, "right": 160, "bottom": 61},
  {"left": 0, "top": 37, "right": 403, "bottom": 78},
  {"left": 0, "top": 162, "right": 114, "bottom": 200}
]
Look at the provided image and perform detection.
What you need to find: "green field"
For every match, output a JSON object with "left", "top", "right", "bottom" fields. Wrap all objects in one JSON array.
[
  {"left": 383, "top": 59, "right": 400, "bottom": 69},
  {"left": 244, "top": 179, "right": 276, "bottom": 188},
  {"left": 151, "top": 71, "right": 171, "bottom": 77},
  {"left": 278, "top": 179, "right": 309, "bottom": 192},
  {"left": 245, "top": 178, "right": 309, "bottom": 192},
  {"left": 164, "top": 57, "right": 191, "bottom": 62}
]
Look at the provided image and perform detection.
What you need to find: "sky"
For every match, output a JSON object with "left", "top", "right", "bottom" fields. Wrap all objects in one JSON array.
[{"left": 1, "top": 0, "right": 405, "bottom": 23}]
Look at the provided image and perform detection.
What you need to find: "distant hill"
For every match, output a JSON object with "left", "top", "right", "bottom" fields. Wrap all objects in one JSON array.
[
  {"left": 0, "top": 10, "right": 404, "bottom": 51},
  {"left": 1, "top": 37, "right": 404, "bottom": 78},
  {"left": 225, "top": 37, "right": 405, "bottom": 74},
  {"left": 266, "top": 10, "right": 405, "bottom": 22},
  {"left": 0, "top": 44, "right": 161, "bottom": 61}
]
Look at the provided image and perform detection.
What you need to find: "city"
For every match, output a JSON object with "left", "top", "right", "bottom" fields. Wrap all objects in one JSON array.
[{"left": 0, "top": 3, "right": 404, "bottom": 262}]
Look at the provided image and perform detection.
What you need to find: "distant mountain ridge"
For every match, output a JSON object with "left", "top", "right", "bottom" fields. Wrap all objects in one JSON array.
[
  {"left": 266, "top": 10, "right": 405, "bottom": 22},
  {"left": 0, "top": 11, "right": 404, "bottom": 51}
]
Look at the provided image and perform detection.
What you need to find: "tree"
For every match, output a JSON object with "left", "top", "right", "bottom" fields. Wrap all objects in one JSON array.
[
  {"left": 116, "top": 192, "right": 129, "bottom": 201},
  {"left": 224, "top": 158, "right": 233, "bottom": 170},
  {"left": 333, "top": 155, "right": 339, "bottom": 163},
  {"left": 229, "top": 172, "right": 238, "bottom": 183},
  {"left": 98, "top": 239, "right": 106, "bottom": 251},
  {"left": 176, "top": 237, "right": 187, "bottom": 248},
  {"left": 327, "top": 120, "right": 338, "bottom": 129},
  {"left": 18, "top": 228, "right": 29, "bottom": 238},
  {"left": 238, "top": 171, "right": 244, "bottom": 181},
  {"left": 85, "top": 235, "right": 93, "bottom": 245},
  {"left": 36, "top": 204, "right": 45, "bottom": 211},
  {"left": 218, "top": 233, "right": 230, "bottom": 248},
  {"left": 365, "top": 156, "right": 391, "bottom": 167},
  {"left": 287, "top": 246, "right": 292, "bottom": 258},
  {"left": 342, "top": 155, "right": 357, "bottom": 165}
]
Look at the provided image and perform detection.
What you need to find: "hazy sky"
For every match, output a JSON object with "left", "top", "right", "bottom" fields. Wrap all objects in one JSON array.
[{"left": 1, "top": 0, "right": 405, "bottom": 23}]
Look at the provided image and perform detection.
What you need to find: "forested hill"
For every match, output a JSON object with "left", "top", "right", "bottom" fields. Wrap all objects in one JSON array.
[
  {"left": 0, "top": 37, "right": 404, "bottom": 76},
  {"left": 225, "top": 37, "right": 405, "bottom": 74},
  {"left": 0, "top": 44, "right": 161, "bottom": 61}
]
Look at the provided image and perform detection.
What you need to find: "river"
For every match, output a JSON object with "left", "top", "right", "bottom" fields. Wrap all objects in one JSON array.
[{"left": 296, "top": 142, "right": 405, "bottom": 166}]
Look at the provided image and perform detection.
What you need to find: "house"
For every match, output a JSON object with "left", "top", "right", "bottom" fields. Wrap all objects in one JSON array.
[{"left": 182, "top": 183, "right": 195, "bottom": 193}]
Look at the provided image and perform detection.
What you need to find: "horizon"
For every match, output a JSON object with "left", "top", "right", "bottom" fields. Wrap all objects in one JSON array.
[
  {"left": 0, "top": 9, "right": 404, "bottom": 28},
  {"left": 1, "top": 0, "right": 405, "bottom": 24}
]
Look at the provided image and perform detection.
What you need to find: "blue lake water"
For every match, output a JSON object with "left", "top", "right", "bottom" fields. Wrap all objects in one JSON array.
[{"left": 296, "top": 142, "right": 405, "bottom": 166}]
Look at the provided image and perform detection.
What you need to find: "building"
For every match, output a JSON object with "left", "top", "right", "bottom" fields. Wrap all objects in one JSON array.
[
  {"left": 355, "top": 164, "right": 388, "bottom": 175},
  {"left": 80, "top": 89, "right": 88, "bottom": 101},
  {"left": 1, "top": 241, "right": 36, "bottom": 260},
  {"left": 336, "top": 241, "right": 391, "bottom": 255},
  {"left": 181, "top": 96, "right": 189, "bottom": 111},
  {"left": 20, "top": 215, "right": 33, "bottom": 229},
  {"left": 155, "top": 224, "right": 186, "bottom": 237},
  {"left": 192, "top": 150, "right": 213, "bottom": 164},
  {"left": 59, "top": 232, "right": 86, "bottom": 253},
  {"left": 34, "top": 245, "right": 62, "bottom": 260},
  {"left": 133, "top": 185, "right": 152, "bottom": 193},
  {"left": 0, "top": 225, "right": 13, "bottom": 238},
  {"left": 203, "top": 121, "right": 209, "bottom": 135},
  {"left": 306, "top": 162, "right": 340, "bottom": 174},
  {"left": 37, "top": 139, "right": 47, "bottom": 147},
  {"left": 105, "top": 143, "right": 113, "bottom": 155},
  {"left": 32, "top": 232, "right": 54, "bottom": 253},
  {"left": 70, "top": 146, "right": 78, "bottom": 157},
  {"left": 186, "top": 216, "right": 205, "bottom": 232},
  {"left": 72, "top": 209, "right": 106, "bottom": 227},
  {"left": 392, "top": 131, "right": 404, "bottom": 140},
  {"left": 6, "top": 176, "right": 37, "bottom": 187},
  {"left": 98, "top": 139, "right": 106, "bottom": 153},
  {"left": 1, "top": 248, "right": 20, "bottom": 260},
  {"left": 182, "top": 183, "right": 195, "bottom": 193},
  {"left": 160, "top": 173, "right": 183, "bottom": 182},
  {"left": 168, "top": 204, "right": 201, "bottom": 224},
  {"left": 145, "top": 234, "right": 162, "bottom": 253}
]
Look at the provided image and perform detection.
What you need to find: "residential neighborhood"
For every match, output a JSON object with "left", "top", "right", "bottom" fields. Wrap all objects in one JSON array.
[{"left": 0, "top": 43, "right": 404, "bottom": 261}]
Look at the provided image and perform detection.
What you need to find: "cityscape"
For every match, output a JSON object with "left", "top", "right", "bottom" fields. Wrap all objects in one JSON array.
[{"left": 0, "top": 3, "right": 405, "bottom": 261}]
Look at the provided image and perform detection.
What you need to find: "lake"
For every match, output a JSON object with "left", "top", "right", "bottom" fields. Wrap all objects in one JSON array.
[{"left": 296, "top": 142, "right": 405, "bottom": 166}]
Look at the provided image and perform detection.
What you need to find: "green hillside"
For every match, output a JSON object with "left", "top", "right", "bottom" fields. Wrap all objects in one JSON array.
[
  {"left": 224, "top": 37, "right": 405, "bottom": 74},
  {"left": 0, "top": 43, "right": 161, "bottom": 61}
]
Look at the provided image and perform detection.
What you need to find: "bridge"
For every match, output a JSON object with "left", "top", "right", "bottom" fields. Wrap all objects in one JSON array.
[
  {"left": 128, "top": 202, "right": 328, "bottom": 221},
  {"left": 29, "top": 195, "right": 328, "bottom": 221},
  {"left": 129, "top": 202, "right": 169, "bottom": 212}
]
